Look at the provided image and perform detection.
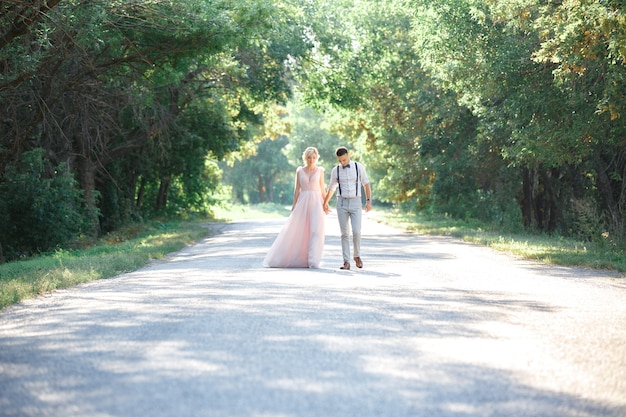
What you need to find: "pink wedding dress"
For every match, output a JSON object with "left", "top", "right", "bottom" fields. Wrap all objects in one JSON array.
[{"left": 263, "top": 167, "right": 325, "bottom": 268}]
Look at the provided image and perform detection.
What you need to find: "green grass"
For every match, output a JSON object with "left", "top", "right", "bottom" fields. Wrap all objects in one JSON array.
[
  {"left": 0, "top": 221, "right": 210, "bottom": 309},
  {"left": 212, "top": 202, "right": 291, "bottom": 220},
  {"left": 368, "top": 207, "right": 626, "bottom": 274}
]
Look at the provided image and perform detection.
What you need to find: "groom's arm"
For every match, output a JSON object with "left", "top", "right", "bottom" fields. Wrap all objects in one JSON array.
[
  {"left": 364, "top": 183, "right": 372, "bottom": 212},
  {"left": 324, "top": 167, "right": 338, "bottom": 210}
]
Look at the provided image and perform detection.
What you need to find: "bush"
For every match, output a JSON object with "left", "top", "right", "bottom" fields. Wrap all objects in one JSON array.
[{"left": 0, "top": 149, "right": 87, "bottom": 261}]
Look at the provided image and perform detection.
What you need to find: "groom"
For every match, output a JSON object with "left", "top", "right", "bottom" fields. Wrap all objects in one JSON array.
[{"left": 323, "top": 146, "right": 372, "bottom": 270}]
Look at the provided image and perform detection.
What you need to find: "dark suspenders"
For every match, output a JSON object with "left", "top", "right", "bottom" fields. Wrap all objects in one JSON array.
[{"left": 337, "top": 162, "right": 358, "bottom": 197}]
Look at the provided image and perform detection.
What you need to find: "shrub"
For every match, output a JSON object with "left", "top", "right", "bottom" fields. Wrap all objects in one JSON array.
[{"left": 0, "top": 149, "right": 87, "bottom": 261}]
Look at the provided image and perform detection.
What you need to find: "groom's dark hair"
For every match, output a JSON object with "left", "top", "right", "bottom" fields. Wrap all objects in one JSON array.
[{"left": 335, "top": 146, "right": 349, "bottom": 157}]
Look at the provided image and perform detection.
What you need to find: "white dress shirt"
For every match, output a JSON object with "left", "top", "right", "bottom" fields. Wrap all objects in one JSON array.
[{"left": 329, "top": 162, "right": 370, "bottom": 198}]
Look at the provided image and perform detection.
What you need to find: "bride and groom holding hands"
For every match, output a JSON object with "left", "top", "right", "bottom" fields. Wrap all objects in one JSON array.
[{"left": 263, "top": 146, "right": 372, "bottom": 270}]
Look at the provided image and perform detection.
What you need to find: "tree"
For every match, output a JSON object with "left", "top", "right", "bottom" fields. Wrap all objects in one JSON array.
[
  {"left": 1, "top": 0, "right": 314, "bottom": 246},
  {"left": 224, "top": 136, "right": 292, "bottom": 204},
  {"left": 531, "top": 0, "right": 626, "bottom": 237}
]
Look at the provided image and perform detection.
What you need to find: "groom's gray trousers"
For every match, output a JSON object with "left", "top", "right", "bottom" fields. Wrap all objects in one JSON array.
[{"left": 336, "top": 196, "right": 362, "bottom": 262}]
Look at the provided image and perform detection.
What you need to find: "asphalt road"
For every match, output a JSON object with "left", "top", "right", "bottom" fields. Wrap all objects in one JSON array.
[{"left": 1, "top": 214, "right": 625, "bottom": 417}]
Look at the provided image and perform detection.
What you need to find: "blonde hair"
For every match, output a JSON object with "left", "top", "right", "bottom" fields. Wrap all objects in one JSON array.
[{"left": 302, "top": 146, "right": 319, "bottom": 162}]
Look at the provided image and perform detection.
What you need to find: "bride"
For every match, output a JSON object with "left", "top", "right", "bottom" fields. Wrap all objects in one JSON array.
[{"left": 263, "top": 146, "right": 328, "bottom": 268}]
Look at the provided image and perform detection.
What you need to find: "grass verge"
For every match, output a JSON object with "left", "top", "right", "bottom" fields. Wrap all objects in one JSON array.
[
  {"left": 212, "top": 202, "right": 291, "bottom": 221},
  {"left": 0, "top": 221, "right": 210, "bottom": 310},
  {"left": 369, "top": 207, "right": 626, "bottom": 274}
]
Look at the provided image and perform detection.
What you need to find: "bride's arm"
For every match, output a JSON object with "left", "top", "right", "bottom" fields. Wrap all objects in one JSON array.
[
  {"left": 319, "top": 168, "right": 330, "bottom": 213},
  {"left": 292, "top": 167, "right": 302, "bottom": 211}
]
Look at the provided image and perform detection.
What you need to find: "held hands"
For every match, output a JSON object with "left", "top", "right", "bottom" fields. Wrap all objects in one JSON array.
[{"left": 323, "top": 202, "right": 331, "bottom": 214}]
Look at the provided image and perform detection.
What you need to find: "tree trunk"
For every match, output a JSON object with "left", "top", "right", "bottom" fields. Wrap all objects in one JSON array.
[
  {"left": 266, "top": 177, "right": 275, "bottom": 202},
  {"left": 76, "top": 155, "right": 100, "bottom": 237},
  {"left": 538, "top": 168, "right": 559, "bottom": 233},
  {"left": 520, "top": 167, "right": 535, "bottom": 229},
  {"left": 257, "top": 177, "right": 267, "bottom": 203},
  {"left": 520, "top": 165, "right": 561, "bottom": 232},
  {"left": 594, "top": 156, "right": 623, "bottom": 235},
  {"left": 136, "top": 177, "right": 146, "bottom": 209},
  {"left": 155, "top": 177, "right": 170, "bottom": 212}
]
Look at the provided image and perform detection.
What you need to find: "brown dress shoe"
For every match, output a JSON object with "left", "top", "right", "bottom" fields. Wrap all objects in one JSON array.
[
  {"left": 340, "top": 261, "right": 350, "bottom": 270},
  {"left": 354, "top": 257, "right": 363, "bottom": 268}
]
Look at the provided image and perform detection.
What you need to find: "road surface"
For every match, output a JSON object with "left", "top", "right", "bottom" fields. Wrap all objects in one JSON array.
[{"left": 1, "top": 214, "right": 625, "bottom": 417}]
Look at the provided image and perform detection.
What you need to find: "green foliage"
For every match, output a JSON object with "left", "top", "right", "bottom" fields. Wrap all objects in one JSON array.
[
  {"left": 220, "top": 103, "right": 355, "bottom": 207},
  {"left": 571, "top": 197, "right": 608, "bottom": 243},
  {"left": 3, "top": 0, "right": 626, "bottom": 252},
  {"left": 291, "top": 0, "right": 626, "bottom": 241},
  {"left": 1, "top": 0, "right": 315, "bottom": 248},
  {"left": 0, "top": 149, "right": 90, "bottom": 260},
  {"left": 223, "top": 137, "right": 293, "bottom": 204},
  {"left": 284, "top": 104, "right": 344, "bottom": 171}
]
